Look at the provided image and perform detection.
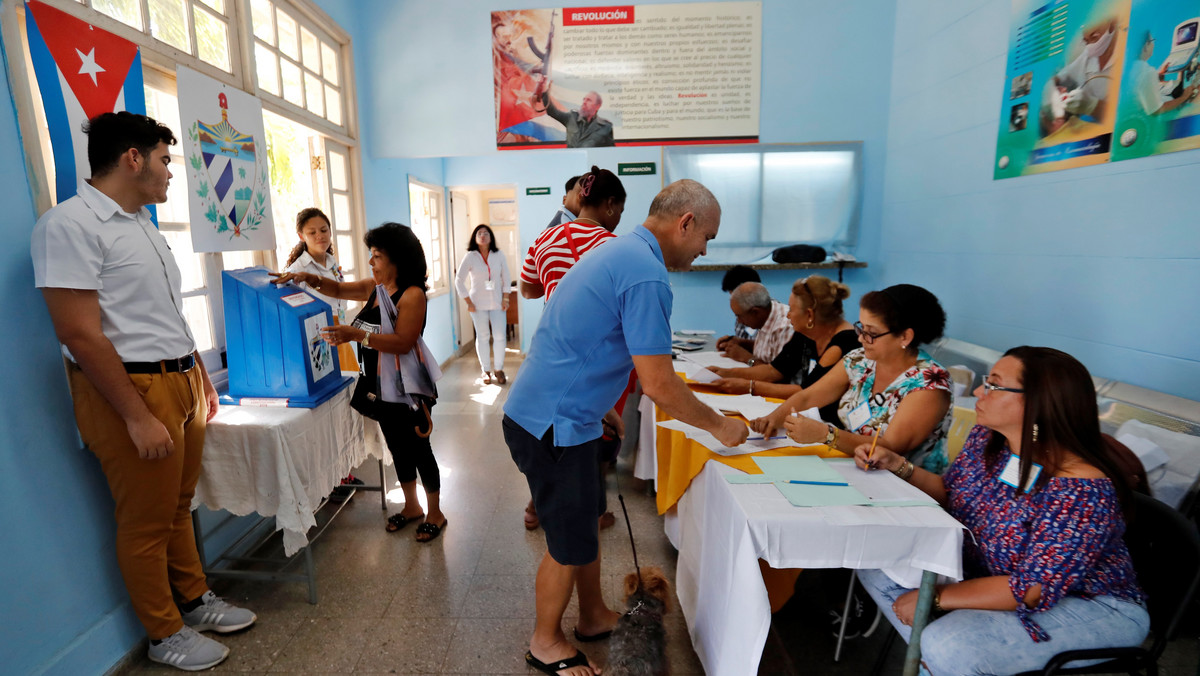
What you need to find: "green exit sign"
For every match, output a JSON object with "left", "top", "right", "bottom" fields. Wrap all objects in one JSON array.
[
  {"left": 618, "top": 162, "right": 656, "bottom": 176},
  {"left": 526, "top": 186, "right": 552, "bottom": 195}
]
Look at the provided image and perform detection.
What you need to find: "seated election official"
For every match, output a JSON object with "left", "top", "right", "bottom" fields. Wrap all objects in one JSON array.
[
  {"left": 751, "top": 284, "right": 953, "bottom": 473},
  {"left": 710, "top": 275, "right": 858, "bottom": 425},
  {"left": 714, "top": 281, "right": 794, "bottom": 364},
  {"left": 31, "top": 112, "right": 255, "bottom": 672},
  {"left": 717, "top": 265, "right": 762, "bottom": 341},
  {"left": 854, "top": 347, "right": 1149, "bottom": 676}
]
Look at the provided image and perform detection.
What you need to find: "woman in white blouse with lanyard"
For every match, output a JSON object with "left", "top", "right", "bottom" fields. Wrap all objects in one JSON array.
[{"left": 455, "top": 224, "right": 511, "bottom": 384}]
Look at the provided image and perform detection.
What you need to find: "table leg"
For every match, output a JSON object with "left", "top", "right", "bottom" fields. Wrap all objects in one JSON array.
[
  {"left": 305, "top": 545, "right": 318, "bottom": 604},
  {"left": 902, "top": 570, "right": 938, "bottom": 676},
  {"left": 377, "top": 458, "right": 387, "bottom": 510}
]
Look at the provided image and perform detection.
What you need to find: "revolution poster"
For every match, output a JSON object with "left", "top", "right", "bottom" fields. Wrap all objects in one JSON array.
[
  {"left": 994, "top": 0, "right": 1132, "bottom": 178},
  {"left": 493, "top": 2, "right": 762, "bottom": 149}
]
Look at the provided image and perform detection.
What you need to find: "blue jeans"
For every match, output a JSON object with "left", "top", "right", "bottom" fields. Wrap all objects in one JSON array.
[{"left": 857, "top": 568, "right": 1150, "bottom": 676}]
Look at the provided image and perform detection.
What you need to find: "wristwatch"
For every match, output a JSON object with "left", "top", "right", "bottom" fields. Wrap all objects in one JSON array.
[{"left": 824, "top": 423, "right": 839, "bottom": 448}]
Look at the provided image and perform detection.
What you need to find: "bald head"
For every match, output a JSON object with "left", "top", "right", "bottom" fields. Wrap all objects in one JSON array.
[
  {"left": 644, "top": 179, "right": 722, "bottom": 270},
  {"left": 730, "top": 282, "right": 774, "bottom": 329}
]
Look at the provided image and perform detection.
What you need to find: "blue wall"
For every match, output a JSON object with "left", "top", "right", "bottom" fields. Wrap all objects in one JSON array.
[
  {"left": 365, "top": 0, "right": 896, "bottom": 343},
  {"left": 882, "top": 0, "right": 1200, "bottom": 399},
  {"left": 0, "top": 33, "right": 146, "bottom": 675}
]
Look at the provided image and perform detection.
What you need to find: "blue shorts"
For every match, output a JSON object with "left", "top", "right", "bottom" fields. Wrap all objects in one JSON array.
[{"left": 503, "top": 415, "right": 603, "bottom": 566}]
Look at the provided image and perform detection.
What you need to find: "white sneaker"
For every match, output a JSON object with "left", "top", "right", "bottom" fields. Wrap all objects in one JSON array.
[
  {"left": 147, "top": 626, "right": 229, "bottom": 671},
  {"left": 180, "top": 591, "right": 257, "bottom": 633}
]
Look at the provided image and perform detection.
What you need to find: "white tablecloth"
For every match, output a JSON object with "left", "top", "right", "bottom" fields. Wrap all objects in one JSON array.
[
  {"left": 668, "top": 460, "right": 965, "bottom": 676},
  {"left": 194, "top": 384, "right": 388, "bottom": 555},
  {"left": 634, "top": 394, "right": 658, "bottom": 483}
]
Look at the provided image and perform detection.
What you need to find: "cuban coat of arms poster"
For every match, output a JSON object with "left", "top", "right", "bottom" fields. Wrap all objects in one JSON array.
[{"left": 177, "top": 66, "right": 275, "bottom": 252}]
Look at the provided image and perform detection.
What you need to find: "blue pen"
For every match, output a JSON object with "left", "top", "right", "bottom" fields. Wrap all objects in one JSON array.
[
  {"left": 785, "top": 479, "right": 849, "bottom": 487},
  {"left": 747, "top": 435, "right": 787, "bottom": 440}
]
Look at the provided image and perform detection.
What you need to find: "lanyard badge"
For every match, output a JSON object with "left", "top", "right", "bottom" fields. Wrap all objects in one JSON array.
[{"left": 999, "top": 453, "right": 1043, "bottom": 492}]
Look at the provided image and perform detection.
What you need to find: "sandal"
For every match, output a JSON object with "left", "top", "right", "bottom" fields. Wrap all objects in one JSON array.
[
  {"left": 415, "top": 518, "right": 447, "bottom": 543},
  {"left": 494, "top": 370, "right": 507, "bottom": 384},
  {"left": 524, "top": 503, "right": 540, "bottom": 530},
  {"left": 385, "top": 512, "right": 423, "bottom": 532},
  {"left": 525, "top": 649, "right": 590, "bottom": 676},
  {"left": 482, "top": 372, "right": 493, "bottom": 384}
]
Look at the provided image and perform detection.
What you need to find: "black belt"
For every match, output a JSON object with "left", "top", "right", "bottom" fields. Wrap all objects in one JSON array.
[{"left": 123, "top": 355, "right": 196, "bottom": 374}]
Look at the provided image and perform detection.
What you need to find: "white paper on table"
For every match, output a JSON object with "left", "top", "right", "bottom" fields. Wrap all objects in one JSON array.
[
  {"left": 826, "top": 460, "right": 939, "bottom": 505},
  {"left": 681, "top": 351, "right": 746, "bottom": 370},
  {"left": 655, "top": 419, "right": 807, "bottom": 456},
  {"left": 693, "top": 392, "right": 744, "bottom": 413},
  {"left": 689, "top": 367, "right": 720, "bottom": 384}
]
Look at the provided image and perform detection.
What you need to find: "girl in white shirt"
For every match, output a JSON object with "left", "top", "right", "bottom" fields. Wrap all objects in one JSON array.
[
  {"left": 285, "top": 208, "right": 356, "bottom": 371},
  {"left": 454, "top": 225, "right": 511, "bottom": 384}
]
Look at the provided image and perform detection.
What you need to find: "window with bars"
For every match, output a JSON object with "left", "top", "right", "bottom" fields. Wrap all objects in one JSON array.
[
  {"left": 409, "top": 178, "right": 448, "bottom": 295},
  {"left": 248, "top": 0, "right": 343, "bottom": 129}
]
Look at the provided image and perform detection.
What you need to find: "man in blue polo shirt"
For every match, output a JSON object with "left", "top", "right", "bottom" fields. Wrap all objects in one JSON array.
[{"left": 503, "top": 179, "right": 748, "bottom": 676}]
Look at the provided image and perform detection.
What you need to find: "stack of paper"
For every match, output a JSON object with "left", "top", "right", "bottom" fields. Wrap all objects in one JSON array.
[
  {"left": 720, "top": 456, "right": 940, "bottom": 509},
  {"left": 680, "top": 351, "right": 746, "bottom": 370},
  {"left": 655, "top": 419, "right": 809, "bottom": 456}
]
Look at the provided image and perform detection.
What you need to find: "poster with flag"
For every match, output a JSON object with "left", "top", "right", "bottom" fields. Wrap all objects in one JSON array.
[
  {"left": 492, "top": 3, "right": 761, "bottom": 150},
  {"left": 24, "top": 0, "right": 147, "bottom": 205},
  {"left": 176, "top": 66, "right": 275, "bottom": 253}
]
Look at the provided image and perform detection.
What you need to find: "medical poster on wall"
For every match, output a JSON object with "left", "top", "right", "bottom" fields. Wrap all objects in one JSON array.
[
  {"left": 176, "top": 66, "right": 276, "bottom": 252},
  {"left": 1111, "top": 0, "right": 1200, "bottom": 160},
  {"left": 995, "top": 0, "right": 1131, "bottom": 178},
  {"left": 492, "top": 2, "right": 761, "bottom": 149}
]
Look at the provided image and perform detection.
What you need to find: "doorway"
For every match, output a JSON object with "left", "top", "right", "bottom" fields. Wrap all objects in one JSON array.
[{"left": 448, "top": 185, "right": 523, "bottom": 360}]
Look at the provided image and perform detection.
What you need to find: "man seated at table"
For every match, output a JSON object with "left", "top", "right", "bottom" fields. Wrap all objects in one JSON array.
[
  {"left": 503, "top": 179, "right": 748, "bottom": 676},
  {"left": 720, "top": 265, "right": 761, "bottom": 340},
  {"left": 715, "top": 282, "right": 793, "bottom": 365}
]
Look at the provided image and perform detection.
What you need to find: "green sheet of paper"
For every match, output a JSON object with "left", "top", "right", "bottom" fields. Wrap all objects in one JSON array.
[
  {"left": 773, "top": 481, "right": 872, "bottom": 507},
  {"left": 752, "top": 455, "right": 845, "bottom": 483},
  {"left": 723, "top": 473, "right": 777, "bottom": 484}
]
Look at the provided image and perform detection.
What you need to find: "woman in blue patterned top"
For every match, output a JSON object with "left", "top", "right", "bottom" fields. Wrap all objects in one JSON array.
[
  {"left": 752, "top": 284, "right": 953, "bottom": 472},
  {"left": 855, "top": 347, "right": 1148, "bottom": 676}
]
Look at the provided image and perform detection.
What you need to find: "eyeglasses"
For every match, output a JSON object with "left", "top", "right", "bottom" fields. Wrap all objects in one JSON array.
[
  {"left": 853, "top": 321, "right": 892, "bottom": 344},
  {"left": 980, "top": 380, "right": 1025, "bottom": 395}
]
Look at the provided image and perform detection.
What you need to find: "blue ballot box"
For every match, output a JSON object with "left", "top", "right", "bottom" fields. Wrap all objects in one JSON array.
[{"left": 220, "top": 266, "right": 353, "bottom": 407}]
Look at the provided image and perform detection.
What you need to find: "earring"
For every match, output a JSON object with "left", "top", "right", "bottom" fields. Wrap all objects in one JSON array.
[
  {"left": 901, "top": 344, "right": 908, "bottom": 350},
  {"left": 607, "top": 209, "right": 614, "bottom": 216},
  {"left": 806, "top": 320, "right": 815, "bottom": 329},
  {"left": 1032, "top": 423, "right": 1039, "bottom": 442}
]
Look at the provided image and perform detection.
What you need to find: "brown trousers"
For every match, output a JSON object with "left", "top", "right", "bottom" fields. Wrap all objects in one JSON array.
[{"left": 67, "top": 362, "right": 210, "bottom": 639}]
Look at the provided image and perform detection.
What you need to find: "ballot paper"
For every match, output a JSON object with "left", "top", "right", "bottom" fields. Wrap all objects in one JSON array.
[
  {"left": 686, "top": 392, "right": 814, "bottom": 422},
  {"left": 680, "top": 351, "right": 746, "bottom": 370},
  {"left": 735, "top": 456, "right": 938, "bottom": 509},
  {"left": 655, "top": 419, "right": 806, "bottom": 456}
]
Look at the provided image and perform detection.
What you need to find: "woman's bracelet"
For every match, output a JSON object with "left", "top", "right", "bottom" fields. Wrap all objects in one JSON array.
[
  {"left": 892, "top": 460, "right": 915, "bottom": 481},
  {"left": 748, "top": 380, "right": 755, "bottom": 395},
  {"left": 932, "top": 589, "right": 945, "bottom": 615}
]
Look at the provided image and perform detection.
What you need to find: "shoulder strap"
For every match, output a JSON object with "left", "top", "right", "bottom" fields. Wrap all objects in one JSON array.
[{"left": 562, "top": 223, "right": 582, "bottom": 261}]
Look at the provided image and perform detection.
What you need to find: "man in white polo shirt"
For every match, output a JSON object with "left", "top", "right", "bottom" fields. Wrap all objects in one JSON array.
[{"left": 31, "top": 112, "right": 255, "bottom": 672}]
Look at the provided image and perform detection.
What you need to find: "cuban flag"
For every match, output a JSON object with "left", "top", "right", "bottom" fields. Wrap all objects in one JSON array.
[{"left": 25, "top": 0, "right": 146, "bottom": 204}]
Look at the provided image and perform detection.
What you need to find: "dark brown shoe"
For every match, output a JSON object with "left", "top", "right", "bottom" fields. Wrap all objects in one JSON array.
[{"left": 494, "top": 370, "right": 507, "bottom": 384}]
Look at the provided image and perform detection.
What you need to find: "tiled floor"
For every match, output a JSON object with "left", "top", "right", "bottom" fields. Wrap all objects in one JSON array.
[{"left": 124, "top": 351, "right": 1200, "bottom": 675}]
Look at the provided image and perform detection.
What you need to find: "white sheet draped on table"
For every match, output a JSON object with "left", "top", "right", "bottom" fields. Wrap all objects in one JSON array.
[
  {"left": 667, "top": 460, "right": 964, "bottom": 675},
  {"left": 194, "top": 386, "right": 388, "bottom": 555}
]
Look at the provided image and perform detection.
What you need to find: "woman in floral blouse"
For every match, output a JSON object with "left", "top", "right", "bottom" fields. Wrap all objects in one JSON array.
[
  {"left": 752, "top": 284, "right": 953, "bottom": 472},
  {"left": 855, "top": 347, "right": 1148, "bottom": 675}
]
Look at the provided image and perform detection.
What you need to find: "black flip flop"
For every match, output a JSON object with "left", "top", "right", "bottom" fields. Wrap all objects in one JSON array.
[
  {"left": 415, "top": 519, "right": 447, "bottom": 542},
  {"left": 572, "top": 626, "right": 613, "bottom": 642},
  {"left": 385, "top": 512, "right": 423, "bottom": 532},
  {"left": 525, "top": 649, "right": 590, "bottom": 675}
]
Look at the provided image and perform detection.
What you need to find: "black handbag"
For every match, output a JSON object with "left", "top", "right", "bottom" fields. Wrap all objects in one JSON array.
[
  {"left": 349, "top": 374, "right": 382, "bottom": 420},
  {"left": 771, "top": 243, "right": 826, "bottom": 264}
]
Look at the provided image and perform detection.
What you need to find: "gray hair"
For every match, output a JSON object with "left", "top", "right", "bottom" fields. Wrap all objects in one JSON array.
[
  {"left": 731, "top": 282, "right": 771, "bottom": 311},
  {"left": 648, "top": 179, "right": 720, "bottom": 223}
]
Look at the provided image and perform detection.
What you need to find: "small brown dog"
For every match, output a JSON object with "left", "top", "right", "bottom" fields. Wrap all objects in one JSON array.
[{"left": 606, "top": 566, "right": 671, "bottom": 676}]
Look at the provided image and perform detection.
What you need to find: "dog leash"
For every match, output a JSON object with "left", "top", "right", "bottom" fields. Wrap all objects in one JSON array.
[{"left": 613, "top": 472, "right": 644, "bottom": 591}]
